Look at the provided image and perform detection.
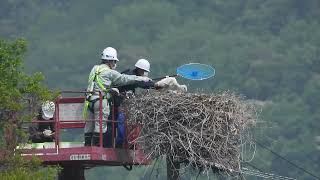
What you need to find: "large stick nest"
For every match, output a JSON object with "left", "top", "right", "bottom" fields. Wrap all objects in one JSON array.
[{"left": 123, "top": 90, "right": 257, "bottom": 173}]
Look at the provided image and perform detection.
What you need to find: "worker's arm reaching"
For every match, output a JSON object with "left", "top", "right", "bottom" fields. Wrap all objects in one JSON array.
[
  {"left": 117, "top": 67, "right": 158, "bottom": 93},
  {"left": 98, "top": 65, "right": 151, "bottom": 87},
  {"left": 134, "top": 80, "right": 155, "bottom": 89},
  {"left": 110, "top": 69, "right": 151, "bottom": 86},
  {"left": 118, "top": 80, "right": 155, "bottom": 93}
]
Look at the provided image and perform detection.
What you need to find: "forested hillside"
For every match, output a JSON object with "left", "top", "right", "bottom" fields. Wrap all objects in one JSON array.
[{"left": 1, "top": 0, "right": 319, "bottom": 179}]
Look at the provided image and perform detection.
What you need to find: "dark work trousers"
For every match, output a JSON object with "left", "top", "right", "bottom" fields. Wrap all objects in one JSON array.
[
  {"left": 103, "top": 122, "right": 113, "bottom": 148},
  {"left": 103, "top": 99, "right": 117, "bottom": 148}
]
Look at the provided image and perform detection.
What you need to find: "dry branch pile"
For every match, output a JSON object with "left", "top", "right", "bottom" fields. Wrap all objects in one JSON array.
[{"left": 123, "top": 90, "right": 257, "bottom": 173}]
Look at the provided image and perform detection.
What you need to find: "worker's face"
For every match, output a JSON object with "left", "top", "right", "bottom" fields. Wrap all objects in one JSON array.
[
  {"left": 107, "top": 60, "right": 117, "bottom": 70},
  {"left": 136, "top": 68, "right": 148, "bottom": 77}
]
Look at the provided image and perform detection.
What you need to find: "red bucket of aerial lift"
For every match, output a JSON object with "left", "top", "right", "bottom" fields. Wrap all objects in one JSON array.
[
  {"left": 16, "top": 90, "right": 152, "bottom": 166},
  {"left": 127, "top": 125, "right": 142, "bottom": 144}
]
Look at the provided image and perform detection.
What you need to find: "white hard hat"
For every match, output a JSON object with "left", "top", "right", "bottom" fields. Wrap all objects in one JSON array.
[
  {"left": 135, "top": 59, "right": 150, "bottom": 72},
  {"left": 101, "top": 47, "right": 119, "bottom": 61},
  {"left": 41, "top": 101, "right": 55, "bottom": 120}
]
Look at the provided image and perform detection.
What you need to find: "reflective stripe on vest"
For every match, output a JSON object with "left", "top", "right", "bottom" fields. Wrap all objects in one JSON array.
[
  {"left": 83, "top": 65, "right": 112, "bottom": 120},
  {"left": 89, "top": 65, "right": 111, "bottom": 93}
]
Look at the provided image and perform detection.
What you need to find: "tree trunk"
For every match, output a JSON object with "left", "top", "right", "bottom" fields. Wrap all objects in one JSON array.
[
  {"left": 166, "top": 154, "right": 180, "bottom": 180},
  {"left": 58, "top": 164, "right": 85, "bottom": 180}
]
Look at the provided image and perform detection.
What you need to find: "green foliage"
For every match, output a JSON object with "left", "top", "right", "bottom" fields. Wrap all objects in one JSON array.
[
  {"left": 0, "top": 38, "right": 58, "bottom": 179},
  {"left": 0, "top": 155, "right": 59, "bottom": 180},
  {"left": 0, "top": 38, "right": 52, "bottom": 149}
]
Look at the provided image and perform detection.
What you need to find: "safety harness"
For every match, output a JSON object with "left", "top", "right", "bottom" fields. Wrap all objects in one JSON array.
[{"left": 83, "top": 64, "right": 112, "bottom": 119}]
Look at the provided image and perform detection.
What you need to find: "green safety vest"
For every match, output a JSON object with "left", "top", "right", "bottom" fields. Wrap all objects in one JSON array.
[{"left": 83, "top": 65, "right": 112, "bottom": 119}]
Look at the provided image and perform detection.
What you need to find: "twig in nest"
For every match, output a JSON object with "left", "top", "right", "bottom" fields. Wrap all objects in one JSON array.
[{"left": 124, "top": 90, "right": 257, "bottom": 174}]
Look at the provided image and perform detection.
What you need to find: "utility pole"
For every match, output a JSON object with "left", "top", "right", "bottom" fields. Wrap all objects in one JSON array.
[
  {"left": 58, "top": 164, "right": 85, "bottom": 180},
  {"left": 166, "top": 154, "right": 180, "bottom": 180},
  {"left": 316, "top": 136, "right": 320, "bottom": 150}
]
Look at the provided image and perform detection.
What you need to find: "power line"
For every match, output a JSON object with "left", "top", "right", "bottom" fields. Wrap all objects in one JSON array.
[
  {"left": 255, "top": 141, "right": 320, "bottom": 179},
  {"left": 245, "top": 162, "right": 264, "bottom": 172},
  {"left": 147, "top": 156, "right": 160, "bottom": 179},
  {"left": 241, "top": 167, "right": 296, "bottom": 180},
  {"left": 242, "top": 162, "right": 296, "bottom": 180}
]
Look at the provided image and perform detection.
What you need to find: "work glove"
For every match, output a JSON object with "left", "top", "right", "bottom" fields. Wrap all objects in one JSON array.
[
  {"left": 43, "top": 129, "right": 53, "bottom": 137},
  {"left": 110, "top": 88, "right": 120, "bottom": 96}
]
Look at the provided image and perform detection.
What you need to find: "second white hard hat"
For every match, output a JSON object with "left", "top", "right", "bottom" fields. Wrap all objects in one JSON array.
[
  {"left": 135, "top": 59, "right": 150, "bottom": 72},
  {"left": 101, "top": 47, "right": 119, "bottom": 61},
  {"left": 41, "top": 101, "right": 55, "bottom": 120}
]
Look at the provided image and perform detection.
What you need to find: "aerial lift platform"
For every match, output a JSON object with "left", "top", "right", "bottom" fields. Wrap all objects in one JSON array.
[{"left": 18, "top": 91, "right": 151, "bottom": 180}]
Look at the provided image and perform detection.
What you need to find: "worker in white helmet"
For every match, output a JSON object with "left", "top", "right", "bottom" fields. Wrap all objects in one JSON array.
[
  {"left": 118, "top": 59, "right": 155, "bottom": 93},
  {"left": 113, "top": 58, "right": 162, "bottom": 148},
  {"left": 29, "top": 101, "right": 55, "bottom": 143},
  {"left": 84, "top": 47, "right": 151, "bottom": 147}
]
